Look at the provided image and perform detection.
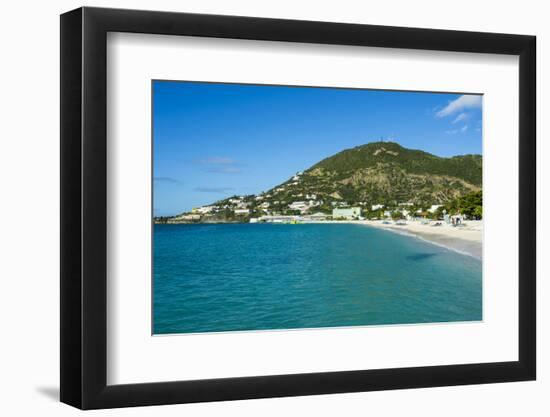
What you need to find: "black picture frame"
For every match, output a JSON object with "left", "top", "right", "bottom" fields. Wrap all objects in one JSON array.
[{"left": 60, "top": 6, "right": 536, "bottom": 410}]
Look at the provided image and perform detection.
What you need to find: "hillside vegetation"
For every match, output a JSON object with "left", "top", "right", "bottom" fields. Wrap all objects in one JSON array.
[
  {"left": 158, "top": 141, "right": 482, "bottom": 223},
  {"left": 264, "top": 141, "right": 481, "bottom": 208}
]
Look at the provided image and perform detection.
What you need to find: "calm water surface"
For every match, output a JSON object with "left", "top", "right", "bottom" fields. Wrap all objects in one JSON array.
[{"left": 153, "top": 223, "right": 482, "bottom": 334}]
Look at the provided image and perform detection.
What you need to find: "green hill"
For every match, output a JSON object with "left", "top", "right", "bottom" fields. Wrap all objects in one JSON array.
[
  {"left": 263, "top": 141, "right": 482, "bottom": 207},
  {"left": 311, "top": 142, "right": 481, "bottom": 185},
  {"left": 158, "top": 141, "right": 482, "bottom": 223}
]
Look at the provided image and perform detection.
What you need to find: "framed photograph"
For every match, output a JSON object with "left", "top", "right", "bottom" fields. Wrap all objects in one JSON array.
[{"left": 60, "top": 7, "right": 536, "bottom": 409}]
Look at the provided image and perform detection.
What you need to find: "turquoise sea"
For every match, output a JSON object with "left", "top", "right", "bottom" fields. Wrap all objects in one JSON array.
[{"left": 153, "top": 223, "right": 482, "bottom": 334}]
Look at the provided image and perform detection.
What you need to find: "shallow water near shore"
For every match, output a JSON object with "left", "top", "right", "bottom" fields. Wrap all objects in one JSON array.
[
  {"left": 370, "top": 225, "right": 483, "bottom": 259},
  {"left": 153, "top": 223, "right": 482, "bottom": 334}
]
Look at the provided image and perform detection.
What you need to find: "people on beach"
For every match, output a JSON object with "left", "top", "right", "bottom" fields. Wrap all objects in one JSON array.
[{"left": 451, "top": 215, "right": 462, "bottom": 226}]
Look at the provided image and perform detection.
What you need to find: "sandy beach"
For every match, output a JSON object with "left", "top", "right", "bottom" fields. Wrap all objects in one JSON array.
[{"left": 358, "top": 219, "right": 482, "bottom": 259}]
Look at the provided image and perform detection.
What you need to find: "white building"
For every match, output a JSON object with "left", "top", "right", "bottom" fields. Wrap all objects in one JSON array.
[
  {"left": 258, "top": 215, "right": 299, "bottom": 223},
  {"left": 171, "top": 214, "right": 200, "bottom": 222},
  {"left": 332, "top": 207, "right": 362, "bottom": 219},
  {"left": 307, "top": 212, "right": 328, "bottom": 221},
  {"left": 288, "top": 201, "right": 309, "bottom": 211},
  {"left": 193, "top": 206, "right": 214, "bottom": 214},
  {"left": 371, "top": 204, "right": 385, "bottom": 211},
  {"left": 234, "top": 208, "right": 250, "bottom": 215},
  {"left": 428, "top": 204, "right": 443, "bottom": 213}
]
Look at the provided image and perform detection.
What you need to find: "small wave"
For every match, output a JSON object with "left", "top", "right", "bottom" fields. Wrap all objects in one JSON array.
[
  {"left": 413, "top": 235, "right": 479, "bottom": 259},
  {"left": 364, "top": 224, "right": 481, "bottom": 260}
]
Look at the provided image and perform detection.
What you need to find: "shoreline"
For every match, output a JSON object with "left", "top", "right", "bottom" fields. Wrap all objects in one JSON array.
[
  {"left": 356, "top": 220, "right": 482, "bottom": 259},
  {"left": 156, "top": 219, "right": 482, "bottom": 259}
]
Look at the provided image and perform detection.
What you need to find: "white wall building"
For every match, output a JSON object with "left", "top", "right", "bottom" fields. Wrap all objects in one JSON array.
[
  {"left": 172, "top": 214, "right": 200, "bottom": 222},
  {"left": 428, "top": 204, "right": 443, "bottom": 213},
  {"left": 288, "top": 201, "right": 309, "bottom": 211},
  {"left": 332, "top": 207, "right": 362, "bottom": 219},
  {"left": 193, "top": 206, "right": 214, "bottom": 214}
]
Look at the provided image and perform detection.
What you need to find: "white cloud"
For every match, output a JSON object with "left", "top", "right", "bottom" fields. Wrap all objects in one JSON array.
[
  {"left": 207, "top": 166, "right": 242, "bottom": 174},
  {"left": 194, "top": 186, "right": 235, "bottom": 193},
  {"left": 154, "top": 176, "right": 183, "bottom": 185},
  {"left": 200, "top": 156, "right": 236, "bottom": 165},
  {"left": 197, "top": 156, "right": 244, "bottom": 174},
  {"left": 452, "top": 112, "right": 469, "bottom": 124},
  {"left": 445, "top": 125, "right": 468, "bottom": 135},
  {"left": 436, "top": 95, "right": 482, "bottom": 118}
]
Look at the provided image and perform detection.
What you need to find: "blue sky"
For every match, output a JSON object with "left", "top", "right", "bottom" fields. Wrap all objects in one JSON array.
[{"left": 153, "top": 81, "right": 482, "bottom": 216}]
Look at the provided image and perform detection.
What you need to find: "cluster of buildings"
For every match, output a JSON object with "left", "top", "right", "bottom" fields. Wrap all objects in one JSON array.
[
  {"left": 191, "top": 195, "right": 253, "bottom": 216},
  {"left": 365, "top": 203, "right": 443, "bottom": 219},
  {"left": 179, "top": 169, "right": 446, "bottom": 222},
  {"left": 250, "top": 207, "right": 363, "bottom": 224},
  {"left": 287, "top": 199, "right": 321, "bottom": 212},
  {"left": 184, "top": 195, "right": 446, "bottom": 223},
  {"left": 250, "top": 213, "right": 329, "bottom": 224}
]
